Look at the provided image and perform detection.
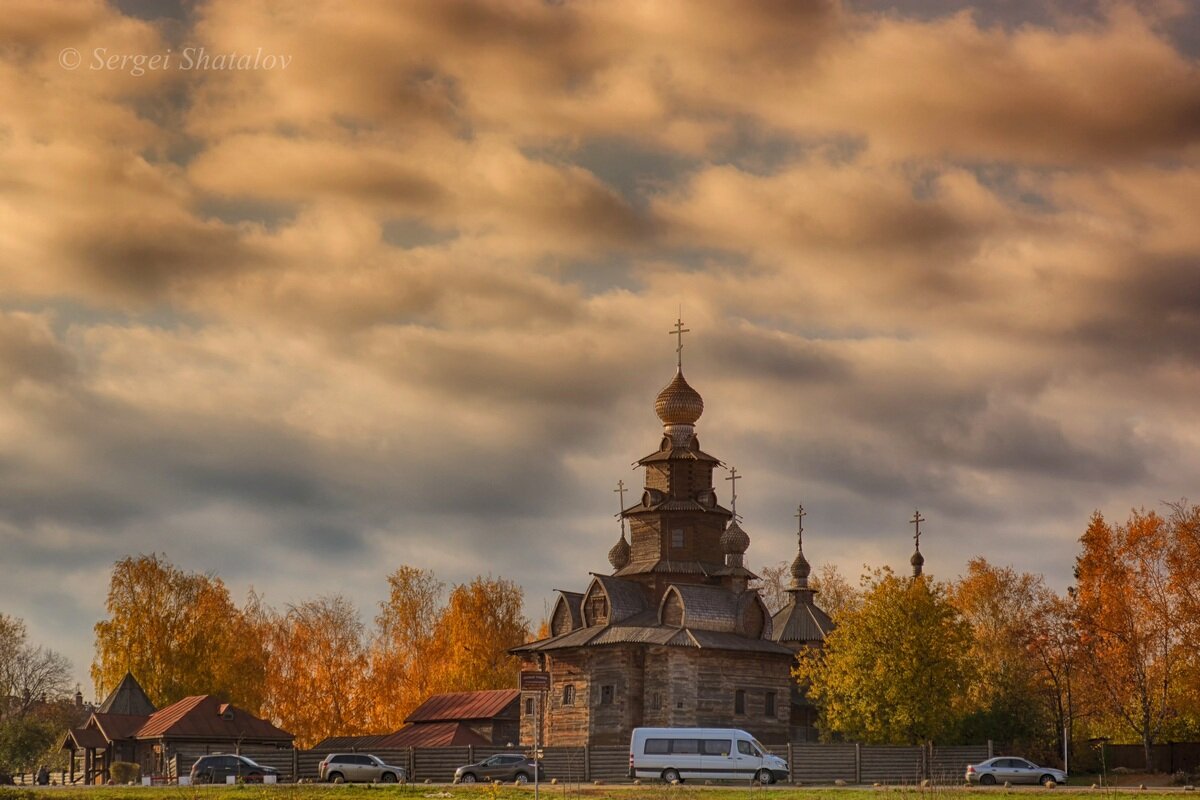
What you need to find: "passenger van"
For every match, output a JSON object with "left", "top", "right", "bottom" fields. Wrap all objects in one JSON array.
[{"left": 629, "top": 727, "right": 788, "bottom": 784}]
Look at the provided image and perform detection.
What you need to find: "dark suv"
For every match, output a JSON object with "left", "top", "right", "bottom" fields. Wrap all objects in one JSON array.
[
  {"left": 454, "top": 754, "right": 544, "bottom": 784},
  {"left": 189, "top": 754, "right": 280, "bottom": 784}
]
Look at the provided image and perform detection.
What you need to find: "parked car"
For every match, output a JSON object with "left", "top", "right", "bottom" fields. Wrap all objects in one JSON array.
[
  {"left": 319, "top": 753, "right": 406, "bottom": 784},
  {"left": 189, "top": 754, "right": 281, "bottom": 784},
  {"left": 966, "top": 757, "right": 1067, "bottom": 786},
  {"left": 629, "top": 727, "right": 788, "bottom": 785},
  {"left": 453, "top": 754, "right": 544, "bottom": 784}
]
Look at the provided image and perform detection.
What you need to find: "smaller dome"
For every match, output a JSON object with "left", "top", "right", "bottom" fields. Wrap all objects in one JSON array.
[
  {"left": 789, "top": 549, "right": 811, "bottom": 588},
  {"left": 608, "top": 535, "right": 631, "bottom": 570},
  {"left": 910, "top": 549, "right": 925, "bottom": 567},
  {"left": 655, "top": 369, "right": 704, "bottom": 426},
  {"left": 720, "top": 520, "right": 750, "bottom": 555}
]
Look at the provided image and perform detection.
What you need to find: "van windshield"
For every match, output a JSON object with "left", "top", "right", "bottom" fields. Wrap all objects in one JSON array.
[{"left": 750, "top": 739, "right": 767, "bottom": 756}]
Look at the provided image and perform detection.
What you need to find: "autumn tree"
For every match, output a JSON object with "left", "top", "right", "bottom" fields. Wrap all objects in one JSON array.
[
  {"left": 91, "top": 553, "right": 268, "bottom": 711},
  {"left": 794, "top": 568, "right": 974, "bottom": 744},
  {"left": 949, "top": 558, "right": 1049, "bottom": 744},
  {"left": 367, "top": 567, "right": 444, "bottom": 731},
  {"left": 0, "top": 614, "right": 74, "bottom": 778},
  {"left": 431, "top": 576, "right": 530, "bottom": 694},
  {"left": 263, "top": 595, "right": 370, "bottom": 748},
  {"left": 1167, "top": 502, "right": 1200, "bottom": 657},
  {"left": 756, "top": 561, "right": 791, "bottom": 614},
  {"left": 1074, "top": 510, "right": 1184, "bottom": 771},
  {"left": 1026, "top": 591, "right": 1088, "bottom": 757},
  {"left": 810, "top": 563, "right": 860, "bottom": 620}
]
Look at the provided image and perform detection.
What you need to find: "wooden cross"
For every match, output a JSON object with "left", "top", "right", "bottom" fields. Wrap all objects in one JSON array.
[
  {"left": 614, "top": 479, "right": 628, "bottom": 535},
  {"left": 725, "top": 466, "right": 741, "bottom": 519},
  {"left": 795, "top": 503, "right": 807, "bottom": 547},
  {"left": 670, "top": 315, "right": 690, "bottom": 369},
  {"left": 910, "top": 508, "right": 925, "bottom": 550}
]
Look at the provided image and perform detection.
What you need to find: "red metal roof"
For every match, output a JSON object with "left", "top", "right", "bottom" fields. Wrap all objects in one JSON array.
[
  {"left": 134, "top": 695, "right": 293, "bottom": 741},
  {"left": 403, "top": 689, "right": 520, "bottom": 724},
  {"left": 90, "top": 713, "right": 150, "bottom": 742},
  {"left": 376, "top": 722, "right": 491, "bottom": 749}
]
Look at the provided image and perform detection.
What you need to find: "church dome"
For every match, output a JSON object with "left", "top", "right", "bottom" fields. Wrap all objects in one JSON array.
[
  {"left": 720, "top": 520, "right": 750, "bottom": 555},
  {"left": 910, "top": 549, "right": 925, "bottom": 568},
  {"left": 789, "top": 549, "right": 811, "bottom": 588},
  {"left": 608, "top": 534, "right": 631, "bottom": 570},
  {"left": 655, "top": 370, "right": 704, "bottom": 426}
]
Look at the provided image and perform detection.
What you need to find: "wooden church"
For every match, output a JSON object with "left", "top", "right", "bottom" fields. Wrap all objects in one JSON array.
[{"left": 513, "top": 324, "right": 833, "bottom": 745}]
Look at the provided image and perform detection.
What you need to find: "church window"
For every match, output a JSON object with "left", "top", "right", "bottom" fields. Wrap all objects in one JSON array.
[
  {"left": 562, "top": 684, "right": 575, "bottom": 706},
  {"left": 671, "top": 528, "right": 684, "bottom": 548},
  {"left": 525, "top": 698, "right": 534, "bottom": 715},
  {"left": 586, "top": 593, "right": 609, "bottom": 625},
  {"left": 600, "top": 685, "right": 614, "bottom": 705},
  {"left": 650, "top": 692, "right": 662, "bottom": 710},
  {"left": 765, "top": 691, "right": 776, "bottom": 717},
  {"left": 734, "top": 689, "right": 745, "bottom": 715}
]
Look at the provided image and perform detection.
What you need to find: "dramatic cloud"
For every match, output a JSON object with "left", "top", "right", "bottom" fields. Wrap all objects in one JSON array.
[{"left": 1, "top": 0, "right": 1198, "bottom": 691}]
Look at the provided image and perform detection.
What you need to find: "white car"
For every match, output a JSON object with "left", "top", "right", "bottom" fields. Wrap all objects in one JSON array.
[
  {"left": 966, "top": 757, "right": 1067, "bottom": 786},
  {"left": 629, "top": 727, "right": 788, "bottom": 785}
]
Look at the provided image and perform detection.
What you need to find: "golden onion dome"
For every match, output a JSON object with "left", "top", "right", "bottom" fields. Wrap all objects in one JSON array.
[
  {"left": 789, "top": 548, "right": 811, "bottom": 589},
  {"left": 655, "top": 369, "right": 704, "bottom": 426},
  {"left": 608, "top": 534, "right": 631, "bottom": 570}
]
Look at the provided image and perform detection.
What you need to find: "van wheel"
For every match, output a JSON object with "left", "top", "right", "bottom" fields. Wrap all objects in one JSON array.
[
  {"left": 662, "top": 768, "right": 681, "bottom": 784},
  {"left": 755, "top": 769, "right": 775, "bottom": 786}
]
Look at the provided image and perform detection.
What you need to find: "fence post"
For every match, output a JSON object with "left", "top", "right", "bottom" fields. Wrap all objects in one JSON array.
[
  {"left": 855, "top": 743, "right": 862, "bottom": 785},
  {"left": 987, "top": 740, "right": 994, "bottom": 759},
  {"left": 407, "top": 749, "right": 414, "bottom": 783},
  {"left": 787, "top": 743, "right": 794, "bottom": 784},
  {"left": 583, "top": 745, "right": 590, "bottom": 781},
  {"left": 292, "top": 749, "right": 298, "bottom": 783}
]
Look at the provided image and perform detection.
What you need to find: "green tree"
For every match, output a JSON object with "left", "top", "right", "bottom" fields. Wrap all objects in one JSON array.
[{"left": 794, "top": 568, "right": 974, "bottom": 744}]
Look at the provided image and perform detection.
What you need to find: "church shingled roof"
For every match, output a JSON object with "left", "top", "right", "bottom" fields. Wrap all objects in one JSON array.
[
  {"left": 770, "top": 593, "right": 834, "bottom": 645},
  {"left": 587, "top": 574, "right": 651, "bottom": 622}
]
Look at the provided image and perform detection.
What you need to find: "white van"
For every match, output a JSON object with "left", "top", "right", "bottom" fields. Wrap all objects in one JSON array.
[{"left": 629, "top": 727, "right": 788, "bottom": 784}]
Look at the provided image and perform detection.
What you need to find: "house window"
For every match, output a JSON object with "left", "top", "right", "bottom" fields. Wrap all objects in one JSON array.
[
  {"left": 671, "top": 528, "right": 684, "bottom": 548},
  {"left": 562, "top": 684, "right": 575, "bottom": 706},
  {"left": 525, "top": 698, "right": 534, "bottom": 715},
  {"left": 765, "top": 691, "right": 776, "bottom": 717},
  {"left": 734, "top": 689, "right": 745, "bottom": 715},
  {"left": 600, "top": 685, "right": 614, "bottom": 705}
]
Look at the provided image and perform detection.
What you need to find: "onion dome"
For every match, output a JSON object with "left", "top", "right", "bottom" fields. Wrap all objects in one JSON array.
[
  {"left": 721, "top": 520, "right": 750, "bottom": 569},
  {"left": 721, "top": 520, "right": 750, "bottom": 555},
  {"left": 655, "top": 369, "right": 704, "bottom": 426},
  {"left": 608, "top": 533, "right": 631, "bottom": 571},
  {"left": 789, "top": 548, "right": 811, "bottom": 590},
  {"left": 910, "top": 548, "right": 925, "bottom": 577}
]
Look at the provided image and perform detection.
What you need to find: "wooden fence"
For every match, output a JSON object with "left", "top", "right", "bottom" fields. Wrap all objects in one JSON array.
[{"left": 148, "top": 742, "right": 991, "bottom": 785}]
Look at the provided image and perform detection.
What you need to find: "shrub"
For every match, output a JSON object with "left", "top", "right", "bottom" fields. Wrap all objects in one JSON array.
[{"left": 109, "top": 761, "right": 140, "bottom": 784}]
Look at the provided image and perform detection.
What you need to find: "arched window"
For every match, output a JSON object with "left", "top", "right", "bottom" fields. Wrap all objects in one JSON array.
[{"left": 562, "top": 684, "right": 575, "bottom": 706}]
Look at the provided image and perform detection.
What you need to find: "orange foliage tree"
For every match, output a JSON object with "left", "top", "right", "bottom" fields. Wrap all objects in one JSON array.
[
  {"left": 262, "top": 595, "right": 370, "bottom": 748},
  {"left": 367, "top": 567, "right": 444, "bottom": 732},
  {"left": 91, "top": 553, "right": 267, "bottom": 711},
  {"left": 430, "top": 576, "right": 529, "bottom": 695},
  {"left": 1074, "top": 510, "right": 1184, "bottom": 771}
]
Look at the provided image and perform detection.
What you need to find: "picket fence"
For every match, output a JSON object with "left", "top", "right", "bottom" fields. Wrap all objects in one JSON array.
[{"left": 159, "top": 742, "right": 991, "bottom": 785}]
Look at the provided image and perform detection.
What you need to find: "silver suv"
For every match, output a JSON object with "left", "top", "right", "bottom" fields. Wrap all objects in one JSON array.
[{"left": 319, "top": 753, "right": 406, "bottom": 783}]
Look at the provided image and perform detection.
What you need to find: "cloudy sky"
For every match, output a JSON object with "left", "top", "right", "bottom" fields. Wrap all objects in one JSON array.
[{"left": 2, "top": 0, "right": 1199, "bottom": 693}]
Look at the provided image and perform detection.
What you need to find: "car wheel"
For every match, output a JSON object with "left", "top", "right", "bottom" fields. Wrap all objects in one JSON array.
[
  {"left": 662, "top": 768, "right": 681, "bottom": 784},
  {"left": 1041, "top": 775, "right": 1057, "bottom": 787},
  {"left": 980, "top": 774, "right": 996, "bottom": 786},
  {"left": 755, "top": 769, "right": 775, "bottom": 786},
  {"left": 514, "top": 773, "right": 530, "bottom": 784},
  {"left": 460, "top": 773, "right": 477, "bottom": 784},
  {"left": 382, "top": 773, "right": 398, "bottom": 784},
  {"left": 329, "top": 773, "right": 344, "bottom": 784},
  {"left": 248, "top": 773, "right": 262, "bottom": 783}
]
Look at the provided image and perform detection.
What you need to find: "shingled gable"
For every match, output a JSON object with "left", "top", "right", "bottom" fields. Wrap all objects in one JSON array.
[
  {"left": 134, "top": 695, "right": 292, "bottom": 742},
  {"left": 97, "top": 672, "right": 156, "bottom": 716}
]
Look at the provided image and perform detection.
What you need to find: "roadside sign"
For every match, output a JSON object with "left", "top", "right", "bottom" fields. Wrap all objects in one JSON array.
[{"left": 520, "top": 671, "right": 551, "bottom": 691}]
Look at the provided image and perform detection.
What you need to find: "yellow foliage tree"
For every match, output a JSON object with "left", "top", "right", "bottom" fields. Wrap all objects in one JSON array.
[
  {"left": 91, "top": 553, "right": 267, "bottom": 711},
  {"left": 431, "top": 576, "right": 530, "bottom": 694},
  {"left": 794, "top": 568, "right": 974, "bottom": 744},
  {"left": 367, "top": 567, "right": 444, "bottom": 732},
  {"left": 262, "top": 595, "right": 369, "bottom": 748}
]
